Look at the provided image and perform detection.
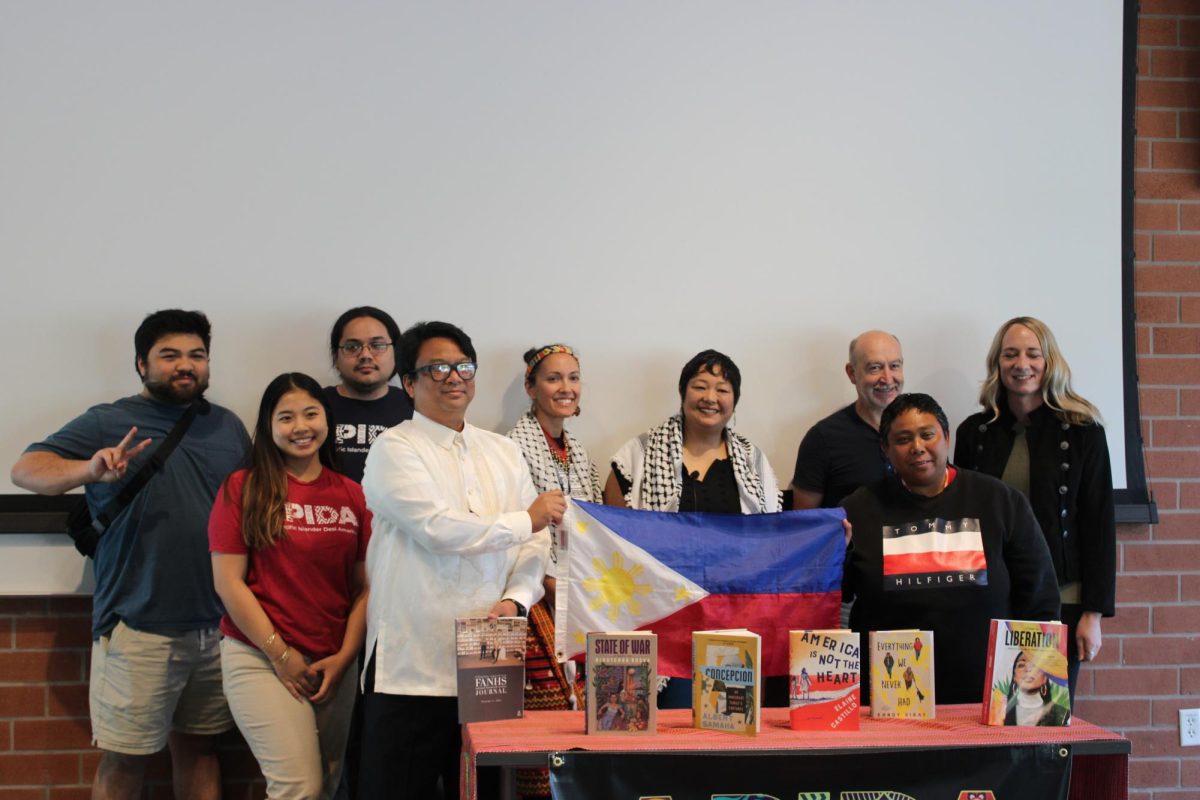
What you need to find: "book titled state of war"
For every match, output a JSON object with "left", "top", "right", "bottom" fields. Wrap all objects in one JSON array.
[
  {"left": 585, "top": 631, "right": 657, "bottom": 735},
  {"left": 869, "top": 629, "right": 934, "bottom": 719},
  {"left": 692, "top": 629, "right": 761, "bottom": 736},
  {"left": 454, "top": 616, "right": 527, "bottom": 723},
  {"left": 788, "top": 629, "right": 861, "bottom": 731},
  {"left": 981, "top": 619, "right": 1071, "bottom": 727}
]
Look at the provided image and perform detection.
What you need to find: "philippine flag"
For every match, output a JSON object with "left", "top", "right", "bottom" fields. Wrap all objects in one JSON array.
[{"left": 558, "top": 500, "right": 845, "bottom": 677}]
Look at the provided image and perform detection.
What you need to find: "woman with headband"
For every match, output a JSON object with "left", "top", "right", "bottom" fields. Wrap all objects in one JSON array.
[
  {"left": 954, "top": 317, "right": 1116, "bottom": 703},
  {"left": 507, "top": 344, "right": 600, "bottom": 795}
]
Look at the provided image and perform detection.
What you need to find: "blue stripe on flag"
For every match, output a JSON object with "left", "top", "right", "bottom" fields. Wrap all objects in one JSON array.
[{"left": 575, "top": 501, "right": 845, "bottom": 595}]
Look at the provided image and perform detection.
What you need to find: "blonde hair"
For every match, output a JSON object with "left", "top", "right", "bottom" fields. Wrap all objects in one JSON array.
[{"left": 979, "top": 316, "right": 1101, "bottom": 426}]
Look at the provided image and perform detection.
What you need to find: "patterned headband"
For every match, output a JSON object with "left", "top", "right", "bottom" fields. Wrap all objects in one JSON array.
[{"left": 525, "top": 344, "right": 577, "bottom": 380}]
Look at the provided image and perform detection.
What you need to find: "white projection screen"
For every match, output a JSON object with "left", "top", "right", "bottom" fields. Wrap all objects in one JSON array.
[{"left": 0, "top": 1, "right": 1145, "bottom": 592}]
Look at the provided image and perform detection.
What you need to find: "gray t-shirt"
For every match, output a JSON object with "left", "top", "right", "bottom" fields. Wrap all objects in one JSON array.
[{"left": 26, "top": 395, "right": 249, "bottom": 637}]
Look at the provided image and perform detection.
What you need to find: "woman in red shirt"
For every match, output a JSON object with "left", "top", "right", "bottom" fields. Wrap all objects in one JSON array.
[{"left": 209, "top": 372, "right": 370, "bottom": 800}]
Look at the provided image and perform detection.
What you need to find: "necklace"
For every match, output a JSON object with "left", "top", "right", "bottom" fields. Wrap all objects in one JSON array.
[{"left": 542, "top": 424, "right": 570, "bottom": 469}]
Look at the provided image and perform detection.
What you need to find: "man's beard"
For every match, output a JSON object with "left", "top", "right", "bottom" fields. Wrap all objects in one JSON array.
[
  {"left": 143, "top": 373, "right": 209, "bottom": 405},
  {"left": 340, "top": 364, "right": 387, "bottom": 396}
]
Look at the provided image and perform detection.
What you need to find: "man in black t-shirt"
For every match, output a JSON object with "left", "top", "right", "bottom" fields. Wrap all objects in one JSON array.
[
  {"left": 790, "top": 330, "right": 904, "bottom": 510},
  {"left": 324, "top": 306, "right": 414, "bottom": 484}
]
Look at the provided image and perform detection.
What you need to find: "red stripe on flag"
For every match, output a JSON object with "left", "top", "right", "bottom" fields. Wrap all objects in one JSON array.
[
  {"left": 634, "top": 591, "right": 841, "bottom": 678},
  {"left": 883, "top": 550, "right": 987, "bottom": 575}
]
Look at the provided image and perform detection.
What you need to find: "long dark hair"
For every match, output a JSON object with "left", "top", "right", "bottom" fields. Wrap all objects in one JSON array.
[{"left": 239, "top": 372, "right": 338, "bottom": 549}]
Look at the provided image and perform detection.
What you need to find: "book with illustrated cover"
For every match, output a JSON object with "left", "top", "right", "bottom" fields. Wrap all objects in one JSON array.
[
  {"left": 981, "top": 619, "right": 1071, "bottom": 727},
  {"left": 869, "top": 629, "right": 934, "bottom": 719},
  {"left": 788, "top": 629, "right": 861, "bottom": 731},
  {"left": 692, "top": 629, "right": 761, "bottom": 736},
  {"left": 585, "top": 631, "right": 657, "bottom": 735},
  {"left": 454, "top": 616, "right": 527, "bottom": 723}
]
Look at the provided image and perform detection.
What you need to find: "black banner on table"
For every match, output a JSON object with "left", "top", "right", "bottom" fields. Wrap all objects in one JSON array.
[{"left": 549, "top": 743, "right": 1070, "bottom": 800}]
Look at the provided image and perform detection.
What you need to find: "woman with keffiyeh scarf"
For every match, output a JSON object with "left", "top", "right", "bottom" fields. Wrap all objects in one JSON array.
[
  {"left": 602, "top": 349, "right": 782, "bottom": 707},
  {"left": 506, "top": 344, "right": 601, "bottom": 800}
]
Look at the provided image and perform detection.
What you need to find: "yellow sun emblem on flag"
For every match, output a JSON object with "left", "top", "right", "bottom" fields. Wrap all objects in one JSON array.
[{"left": 582, "top": 552, "right": 653, "bottom": 622}]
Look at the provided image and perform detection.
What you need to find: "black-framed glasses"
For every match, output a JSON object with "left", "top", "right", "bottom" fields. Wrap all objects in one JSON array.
[
  {"left": 411, "top": 361, "right": 478, "bottom": 382},
  {"left": 339, "top": 340, "right": 393, "bottom": 356}
]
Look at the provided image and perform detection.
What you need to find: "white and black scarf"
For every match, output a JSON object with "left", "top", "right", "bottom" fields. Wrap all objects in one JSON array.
[
  {"left": 616, "top": 414, "right": 770, "bottom": 512},
  {"left": 507, "top": 412, "right": 601, "bottom": 502}
]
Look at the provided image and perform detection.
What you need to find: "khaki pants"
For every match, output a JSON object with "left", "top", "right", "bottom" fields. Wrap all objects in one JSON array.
[
  {"left": 90, "top": 622, "right": 231, "bottom": 755},
  {"left": 221, "top": 638, "right": 357, "bottom": 800}
]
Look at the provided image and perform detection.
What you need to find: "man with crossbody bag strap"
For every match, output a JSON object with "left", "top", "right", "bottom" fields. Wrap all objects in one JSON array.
[{"left": 11, "top": 310, "right": 249, "bottom": 800}]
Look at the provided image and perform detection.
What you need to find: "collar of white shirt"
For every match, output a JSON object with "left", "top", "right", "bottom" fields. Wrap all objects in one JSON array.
[{"left": 411, "top": 410, "right": 470, "bottom": 451}]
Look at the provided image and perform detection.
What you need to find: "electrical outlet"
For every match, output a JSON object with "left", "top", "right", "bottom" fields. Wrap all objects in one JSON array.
[{"left": 1180, "top": 708, "right": 1200, "bottom": 746}]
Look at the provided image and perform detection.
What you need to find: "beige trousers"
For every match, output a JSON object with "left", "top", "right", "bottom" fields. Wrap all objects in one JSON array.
[{"left": 221, "top": 637, "right": 356, "bottom": 800}]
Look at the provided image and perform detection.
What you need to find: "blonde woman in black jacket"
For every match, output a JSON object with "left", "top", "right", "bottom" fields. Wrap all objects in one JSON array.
[{"left": 954, "top": 317, "right": 1116, "bottom": 701}]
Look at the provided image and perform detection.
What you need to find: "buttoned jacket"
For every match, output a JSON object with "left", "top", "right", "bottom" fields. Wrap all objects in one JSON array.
[{"left": 954, "top": 403, "right": 1115, "bottom": 616}]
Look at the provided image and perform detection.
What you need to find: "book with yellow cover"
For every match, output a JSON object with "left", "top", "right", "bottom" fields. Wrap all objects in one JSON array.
[
  {"left": 869, "top": 629, "right": 934, "bottom": 719},
  {"left": 788, "top": 629, "right": 861, "bottom": 731},
  {"left": 585, "top": 631, "right": 657, "bottom": 735},
  {"left": 692, "top": 629, "right": 761, "bottom": 735},
  {"left": 981, "top": 619, "right": 1070, "bottom": 727}
]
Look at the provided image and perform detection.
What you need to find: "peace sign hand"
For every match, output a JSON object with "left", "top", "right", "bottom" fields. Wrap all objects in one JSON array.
[{"left": 87, "top": 427, "right": 153, "bottom": 484}]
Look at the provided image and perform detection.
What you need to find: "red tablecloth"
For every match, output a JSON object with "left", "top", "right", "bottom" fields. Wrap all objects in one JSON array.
[{"left": 462, "top": 704, "right": 1128, "bottom": 800}]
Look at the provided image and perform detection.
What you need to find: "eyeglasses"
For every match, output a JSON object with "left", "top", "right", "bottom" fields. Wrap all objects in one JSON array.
[
  {"left": 339, "top": 340, "right": 393, "bottom": 356},
  {"left": 411, "top": 361, "right": 478, "bottom": 382}
]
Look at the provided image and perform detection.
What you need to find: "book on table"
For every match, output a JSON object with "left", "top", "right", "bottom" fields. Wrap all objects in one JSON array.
[
  {"left": 868, "top": 629, "right": 934, "bottom": 719},
  {"left": 692, "top": 628, "right": 761, "bottom": 735},
  {"left": 454, "top": 616, "right": 527, "bottom": 723},
  {"left": 788, "top": 629, "right": 861, "bottom": 731},
  {"left": 584, "top": 630, "right": 657, "bottom": 735},
  {"left": 981, "top": 618, "right": 1071, "bottom": 727}
]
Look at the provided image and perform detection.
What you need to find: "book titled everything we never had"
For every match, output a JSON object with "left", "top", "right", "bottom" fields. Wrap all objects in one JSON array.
[
  {"left": 454, "top": 616, "right": 527, "bottom": 723},
  {"left": 692, "top": 629, "right": 761, "bottom": 736},
  {"left": 869, "top": 629, "right": 934, "bottom": 719}
]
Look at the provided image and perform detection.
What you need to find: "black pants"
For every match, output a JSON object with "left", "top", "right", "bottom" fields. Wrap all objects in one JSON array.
[
  {"left": 1063, "top": 603, "right": 1084, "bottom": 705},
  {"left": 358, "top": 651, "right": 461, "bottom": 800}
]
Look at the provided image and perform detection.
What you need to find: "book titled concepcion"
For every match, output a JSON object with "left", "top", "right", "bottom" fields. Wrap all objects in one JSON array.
[{"left": 692, "top": 629, "right": 761, "bottom": 736}]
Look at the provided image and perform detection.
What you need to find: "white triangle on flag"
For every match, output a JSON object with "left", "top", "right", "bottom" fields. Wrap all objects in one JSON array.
[{"left": 556, "top": 500, "right": 708, "bottom": 662}]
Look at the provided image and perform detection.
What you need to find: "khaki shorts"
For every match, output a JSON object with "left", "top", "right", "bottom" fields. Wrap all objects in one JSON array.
[{"left": 90, "top": 621, "right": 233, "bottom": 755}]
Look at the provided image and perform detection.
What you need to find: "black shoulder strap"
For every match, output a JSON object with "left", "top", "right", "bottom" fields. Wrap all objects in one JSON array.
[{"left": 67, "top": 399, "right": 208, "bottom": 554}]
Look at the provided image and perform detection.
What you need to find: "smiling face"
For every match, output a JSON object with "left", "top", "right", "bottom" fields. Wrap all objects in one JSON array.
[
  {"left": 270, "top": 389, "right": 328, "bottom": 474},
  {"left": 1013, "top": 653, "right": 1048, "bottom": 693},
  {"left": 335, "top": 315, "right": 395, "bottom": 398},
  {"left": 526, "top": 352, "right": 581, "bottom": 423},
  {"left": 883, "top": 409, "right": 950, "bottom": 495},
  {"left": 403, "top": 336, "right": 475, "bottom": 429},
  {"left": 998, "top": 323, "right": 1045, "bottom": 403},
  {"left": 847, "top": 331, "right": 904, "bottom": 421},
  {"left": 681, "top": 366, "right": 735, "bottom": 434},
  {"left": 138, "top": 333, "right": 210, "bottom": 405}
]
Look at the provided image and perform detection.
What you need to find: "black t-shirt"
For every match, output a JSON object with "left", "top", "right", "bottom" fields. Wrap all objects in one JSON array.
[
  {"left": 792, "top": 404, "right": 893, "bottom": 507},
  {"left": 322, "top": 385, "right": 414, "bottom": 482},
  {"left": 840, "top": 470, "right": 1060, "bottom": 704}
]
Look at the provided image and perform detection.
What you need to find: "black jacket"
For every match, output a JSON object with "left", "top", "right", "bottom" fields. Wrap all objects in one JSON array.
[{"left": 954, "top": 404, "right": 1116, "bottom": 617}]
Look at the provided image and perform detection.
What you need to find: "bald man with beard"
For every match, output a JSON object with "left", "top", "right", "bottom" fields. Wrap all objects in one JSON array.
[{"left": 790, "top": 331, "right": 904, "bottom": 510}]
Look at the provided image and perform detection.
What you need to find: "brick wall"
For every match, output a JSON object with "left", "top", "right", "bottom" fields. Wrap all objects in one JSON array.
[
  {"left": 1071, "top": 2, "right": 1200, "bottom": 797},
  {"left": 0, "top": 597, "right": 263, "bottom": 799},
  {"left": 3, "top": 4, "right": 1200, "bottom": 799}
]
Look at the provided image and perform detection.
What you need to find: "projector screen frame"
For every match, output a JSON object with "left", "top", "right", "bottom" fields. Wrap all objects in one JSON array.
[{"left": 0, "top": 0, "right": 1158, "bottom": 534}]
